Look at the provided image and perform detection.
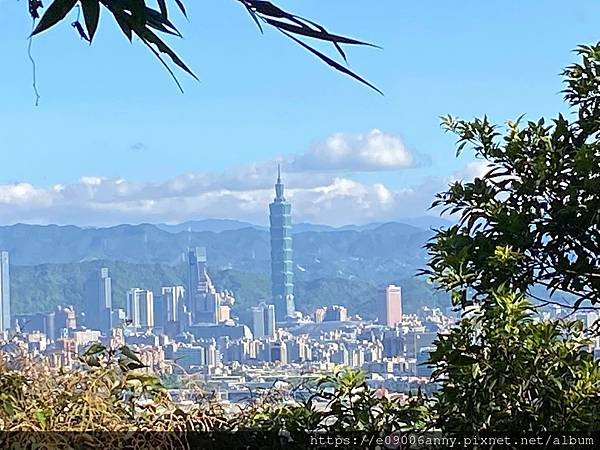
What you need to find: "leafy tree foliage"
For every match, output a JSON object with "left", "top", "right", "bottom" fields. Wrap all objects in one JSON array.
[
  {"left": 429, "top": 291, "right": 600, "bottom": 432},
  {"left": 27, "top": 0, "right": 380, "bottom": 92},
  {"left": 424, "top": 44, "right": 600, "bottom": 309},
  {"left": 236, "top": 368, "right": 430, "bottom": 439},
  {"left": 419, "top": 43, "right": 600, "bottom": 434}
]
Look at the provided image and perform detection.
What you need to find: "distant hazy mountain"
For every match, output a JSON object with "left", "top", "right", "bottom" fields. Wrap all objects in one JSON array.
[
  {"left": 1, "top": 221, "right": 450, "bottom": 316},
  {"left": 0, "top": 222, "right": 431, "bottom": 276},
  {"left": 155, "top": 219, "right": 265, "bottom": 233},
  {"left": 292, "top": 223, "right": 338, "bottom": 233},
  {"left": 292, "top": 222, "right": 386, "bottom": 233},
  {"left": 151, "top": 216, "right": 452, "bottom": 235},
  {"left": 154, "top": 219, "right": 392, "bottom": 234},
  {"left": 291, "top": 217, "right": 451, "bottom": 233}
]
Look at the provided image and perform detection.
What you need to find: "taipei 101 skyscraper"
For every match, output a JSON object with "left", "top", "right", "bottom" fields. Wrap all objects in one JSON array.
[{"left": 269, "top": 165, "right": 296, "bottom": 321}]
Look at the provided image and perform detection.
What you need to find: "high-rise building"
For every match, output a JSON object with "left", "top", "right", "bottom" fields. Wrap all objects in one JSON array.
[
  {"left": 127, "top": 289, "right": 154, "bottom": 328},
  {"left": 286, "top": 337, "right": 311, "bottom": 363},
  {"left": 99, "top": 268, "right": 112, "bottom": 309},
  {"left": 156, "top": 286, "right": 185, "bottom": 335},
  {"left": 175, "top": 345, "right": 206, "bottom": 371},
  {"left": 205, "top": 339, "right": 220, "bottom": 368},
  {"left": 187, "top": 247, "right": 219, "bottom": 323},
  {"left": 268, "top": 341, "right": 287, "bottom": 364},
  {"left": 98, "top": 268, "right": 112, "bottom": 331},
  {"left": 83, "top": 268, "right": 112, "bottom": 332},
  {"left": 263, "top": 303, "right": 276, "bottom": 338},
  {"left": 382, "top": 328, "right": 403, "bottom": 358},
  {"left": 161, "top": 286, "right": 185, "bottom": 323},
  {"left": 187, "top": 246, "right": 207, "bottom": 316},
  {"left": 111, "top": 309, "right": 126, "bottom": 329},
  {"left": 251, "top": 303, "right": 276, "bottom": 339},
  {"left": 331, "top": 344, "right": 349, "bottom": 365},
  {"left": 378, "top": 285, "right": 402, "bottom": 327},
  {"left": 0, "top": 251, "right": 10, "bottom": 332},
  {"left": 186, "top": 247, "right": 233, "bottom": 325},
  {"left": 314, "top": 307, "right": 326, "bottom": 323},
  {"left": 250, "top": 306, "right": 265, "bottom": 339},
  {"left": 153, "top": 294, "right": 164, "bottom": 328},
  {"left": 269, "top": 166, "right": 295, "bottom": 321},
  {"left": 54, "top": 306, "right": 76, "bottom": 338}
]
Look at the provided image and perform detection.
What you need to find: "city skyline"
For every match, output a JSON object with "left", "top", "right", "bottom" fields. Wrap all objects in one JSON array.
[
  {"left": 0, "top": 177, "right": 421, "bottom": 341},
  {"left": 1, "top": 172, "right": 434, "bottom": 330}
]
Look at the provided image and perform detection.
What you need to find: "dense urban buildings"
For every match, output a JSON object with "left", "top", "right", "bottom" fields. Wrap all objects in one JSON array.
[
  {"left": 159, "top": 286, "right": 184, "bottom": 325},
  {"left": 0, "top": 251, "right": 10, "bottom": 332},
  {"left": 323, "top": 305, "right": 348, "bottom": 322},
  {"left": 0, "top": 177, "right": 462, "bottom": 403},
  {"left": 269, "top": 166, "right": 296, "bottom": 321},
  {"left": 9, "top": 176, "right": 593, "bottom": 410}
]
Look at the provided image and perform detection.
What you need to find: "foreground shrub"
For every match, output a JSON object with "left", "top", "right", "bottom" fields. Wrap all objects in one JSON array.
[{"left": 430, "top": 291, "right": 600, "bottom": 432}]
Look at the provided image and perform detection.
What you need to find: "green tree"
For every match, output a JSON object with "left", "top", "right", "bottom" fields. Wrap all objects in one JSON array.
[
  {"left": 422, "top": 43, "right": 600, "bottom": 433},
  {"left": 236, "top": 368, "right": 430, "bottom": 439},
  {"left": 429, "top": 291, "right": 600, "bottom": 432},
  {"left": 425, "top": 44, "right": 600, "bottom": 310},
  {"left": 26, "top": 0, "right": 380, "bottom": 92}
]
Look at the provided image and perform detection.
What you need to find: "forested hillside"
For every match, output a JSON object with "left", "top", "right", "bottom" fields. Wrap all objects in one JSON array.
[{"left": 2, "top": 221, "right": 450, "bottom": 318}]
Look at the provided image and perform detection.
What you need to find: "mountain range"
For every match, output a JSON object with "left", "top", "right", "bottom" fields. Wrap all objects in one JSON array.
[
  {"left": 153, "top": 216, "right": 452, "bottom": 234},
  {"left": 1, "top": 219, "right": 452, "bottom": 320}
]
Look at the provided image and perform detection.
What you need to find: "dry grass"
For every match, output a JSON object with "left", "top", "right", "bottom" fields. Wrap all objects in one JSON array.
[{"left": 0, "top": 349, "right": 230, "bottom": 449}]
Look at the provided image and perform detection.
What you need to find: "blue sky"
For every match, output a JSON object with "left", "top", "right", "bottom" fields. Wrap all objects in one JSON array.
[{"left": 0, "top": 0, "right": 599, "bottom": 225}]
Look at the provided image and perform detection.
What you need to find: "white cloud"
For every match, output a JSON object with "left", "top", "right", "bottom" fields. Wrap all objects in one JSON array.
[
  {"left": 0, "top": 129, "right": 453, "bottom": 226},
  {"left": 0, "top": 173, "right": 444, "bottom": 227},
  {"left": 288, "top": 129, "right": 416, "bottom": 172},
  {"left": 0, "top": 183, "right": 53, "bottom": 205}
]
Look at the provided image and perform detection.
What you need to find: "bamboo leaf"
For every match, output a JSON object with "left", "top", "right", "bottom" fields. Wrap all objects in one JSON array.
[
  {"left": 173, "top": 0, "right": 186, "bottom": 18},
  {"left": 80, "top": 0, "right": 100, "bottom": 42},
  {"left": 280, "top": 30, "right": 382, "bottom": 95},
  {"left": 263, "top": 18, "right": 376, "bottom": 47},
  {"left": 31, "top": 0, "right": 78, "bottom": 36},
  {"left": 157, "top": 0, "right": 167, "bottom": 19}
]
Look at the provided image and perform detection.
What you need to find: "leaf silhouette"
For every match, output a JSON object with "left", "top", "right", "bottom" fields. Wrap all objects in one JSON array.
[
  {"left": 280, "top": 30, "right": 383, "bottom": 95},
  {"left": 157, "top": 0, "right": 167, "bottom": 19},
  {"left": 32, "top": 0, "right": 78, "bottom": 36},
  {"left": 174, "top": 0, "right": 187, "bottom": 18},
  {"left": 29, "top": 0, "right": 380, "bottom": 93},
  {"left": 238, "top": 0, "right": 381, "bottom": 92},
  {"left": 80, "top": 0, "right": 100, "bottom": 42}
]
